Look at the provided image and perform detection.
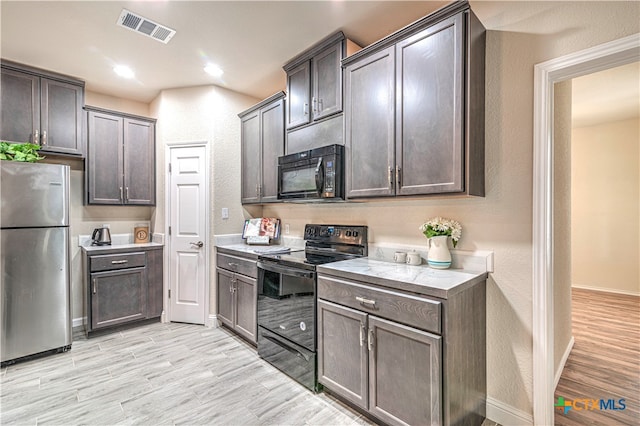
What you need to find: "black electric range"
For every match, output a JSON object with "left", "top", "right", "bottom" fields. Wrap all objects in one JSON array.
[{"left": 256, "top": 224, "right": 368, "bottom": 391}]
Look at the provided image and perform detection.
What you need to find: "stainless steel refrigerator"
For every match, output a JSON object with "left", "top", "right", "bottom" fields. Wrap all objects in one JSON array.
[{"left": 1, "top": 161, "right": 72, "bottom": 364}]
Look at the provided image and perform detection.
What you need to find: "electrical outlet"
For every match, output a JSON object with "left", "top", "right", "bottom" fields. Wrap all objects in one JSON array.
[
  {"left": 221, "top": 208, "right": 229, "bottom": 220},
  {"left": 285, "top": 223, "right": 290, "bottom": 234}
]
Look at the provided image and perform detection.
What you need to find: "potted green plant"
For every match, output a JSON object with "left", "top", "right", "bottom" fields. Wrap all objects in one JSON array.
[{"left": 0, "top": 141, "right": 45, "bottom": 162}]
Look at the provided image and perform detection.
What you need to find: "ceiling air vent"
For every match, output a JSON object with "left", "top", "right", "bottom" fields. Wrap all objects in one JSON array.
[{"left": 117, "top": 9, "right": 176, "bottom": 44}]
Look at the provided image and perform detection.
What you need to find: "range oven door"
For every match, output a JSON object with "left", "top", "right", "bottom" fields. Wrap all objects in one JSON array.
[{"left": 257, "top": 260, "right": 316, "bottom": 352}]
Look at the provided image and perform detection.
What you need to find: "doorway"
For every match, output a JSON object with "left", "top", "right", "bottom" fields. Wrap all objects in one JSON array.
[
  {"left": 166, "top": 143, "right": 210, "bottom": 324},
  {"left": 532, "top": 34, "right": 640, "bottom": 425}
]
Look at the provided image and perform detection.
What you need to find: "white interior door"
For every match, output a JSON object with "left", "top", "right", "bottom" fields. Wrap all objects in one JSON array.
[{"left": 169, "top": 145, "right": 207, "bottom": 324}]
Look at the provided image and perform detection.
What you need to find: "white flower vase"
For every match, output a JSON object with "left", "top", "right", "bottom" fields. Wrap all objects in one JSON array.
[{"left": 427, "top": 235, "right": 452, "bottom": 269}]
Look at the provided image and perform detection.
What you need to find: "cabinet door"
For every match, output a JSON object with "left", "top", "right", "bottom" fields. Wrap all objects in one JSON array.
[
  {"left": 216, "top": 268, "right": 235, "bottom": 328},
  {"left": 313, "top": 43, "right": 342, "bottom": 120},
  {"left": 40, "top": 78, "right": 84, "bottom": 156},
  {"left": 240, "top": 110, "right": 261, "bottom": 204},
  {"left": 345, "top": 47, "right": 395, "bottom": 199},
  {"left": 396, "top": 14, "right": 464, "bottom": 195},
  {"left": 123, "top": 118, "right": 155, "bottom": 205},
  {"left": 87, "top": 111, "right": 124, "bottom": 204},
  {"left": 90, "top": 267, "right": 147, "bottom": 330},
  {"left": 286, "top": 61, "right": 311, "bottom": 129},
  {"left": 234, "top": 274, "right": 257, "bottom": 343},
  {"left": 260, "top": 98, "right": 284, "bottom": 203},
  {"left": 0, "top": 68, "right": 40, "bottom": 144},
  {"left": 317, "top": 299, "right": 368, "bottom": 410},
  {"left": 368, "top": 316, "right": 442, "bottom": 426}
]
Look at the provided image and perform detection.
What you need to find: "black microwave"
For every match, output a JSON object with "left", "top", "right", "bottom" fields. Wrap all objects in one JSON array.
[{"left": 277, "top": 144, "right": 344, "bottom": 201}]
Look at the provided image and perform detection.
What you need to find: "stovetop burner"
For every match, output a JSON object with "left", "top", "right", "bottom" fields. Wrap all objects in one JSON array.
[{"left": 258, "top": 224, "right": 368, "bottom": 270}]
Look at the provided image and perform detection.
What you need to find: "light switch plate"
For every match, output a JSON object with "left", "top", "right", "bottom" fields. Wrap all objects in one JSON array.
[{"left": 221, "top": 208, "right": 229, "bottom": 219}]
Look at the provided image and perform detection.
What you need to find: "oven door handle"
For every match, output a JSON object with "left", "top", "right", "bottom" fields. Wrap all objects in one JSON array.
[
  {"left": 262, "top": 333, "right": 311, "bottom": 362},
  {"left": 257, "top": 261, "right": 316, "bottom": 279}
]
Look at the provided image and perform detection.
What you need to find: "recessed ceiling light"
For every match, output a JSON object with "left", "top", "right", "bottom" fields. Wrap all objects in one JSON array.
[
  {"left": 114, "top": 65, "right": 135, "bottom": 79},
  {"left": 204, "top": 63, "right": 223, "bottom": 78}
]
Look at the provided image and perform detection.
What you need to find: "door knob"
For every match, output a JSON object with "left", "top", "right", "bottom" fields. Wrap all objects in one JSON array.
[{"left": 190, "top": 241, "right": 204, "bottom": 248}]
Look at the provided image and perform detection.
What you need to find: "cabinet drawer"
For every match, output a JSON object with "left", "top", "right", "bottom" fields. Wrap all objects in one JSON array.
[
  {"left": 318, "top": 275, "right": 441, "bottom": 334},
  {"left": 216, "top": 253, "right": 257, "bottom": 278},
  {"left": 90, "top": 252, "right": 146, "bottom": 272}
]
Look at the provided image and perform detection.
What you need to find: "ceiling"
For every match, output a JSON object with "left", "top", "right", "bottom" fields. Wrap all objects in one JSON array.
[{"left": 1, "top": 1, "right": 638, "bottom": 126}]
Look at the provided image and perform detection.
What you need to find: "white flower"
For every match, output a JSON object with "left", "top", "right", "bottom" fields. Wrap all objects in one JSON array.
[{"left": 420, "top": 217, "right": 462, "bottom": 247}]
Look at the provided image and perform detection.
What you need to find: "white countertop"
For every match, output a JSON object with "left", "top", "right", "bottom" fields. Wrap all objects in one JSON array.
[
  {"left": 317, "top": 257, "right": 488, "bottom": 299},
  {"left": 81, "top": 242, "right": 164, "bottom": 253}
]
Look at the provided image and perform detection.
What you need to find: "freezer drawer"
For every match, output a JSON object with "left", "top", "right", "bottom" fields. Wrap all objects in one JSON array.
[{"left": 1, "top": 227, "right": 72, "bottom": 363}]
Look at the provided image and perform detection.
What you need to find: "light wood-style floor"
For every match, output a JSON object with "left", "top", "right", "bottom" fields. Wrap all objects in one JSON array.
[
  {"left": 1, "top": 322, "right": 498, "bottom": 425},
  {"left": 1, "top": 323, "right": 375, "bottom": 425},
  {"left": 555, "top": 288, "right": 640, "bottom": 426}
]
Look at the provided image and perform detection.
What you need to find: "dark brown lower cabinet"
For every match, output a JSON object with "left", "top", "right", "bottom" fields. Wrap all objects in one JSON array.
[
  {"left": 84, "top": 246, "right": 163, "bottom": 336},
  {"left": 318, "top": 272, "right": 485, "bottom": 426},
  {"left": 216, "top": 266, "right": 257, "bottom": 344},
  {"left": 90, "top": 267, "right": 147, "bottom": 330},
  {"left": 318, "top": 300, "right": 441, "bottom": 426}
]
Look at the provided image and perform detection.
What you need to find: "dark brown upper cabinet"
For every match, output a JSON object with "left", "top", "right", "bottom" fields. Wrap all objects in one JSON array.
[
  {"left": 283, "top": 32, "right": 361, "bottom": 134},
  {"left": 86, "top": 107, "right": 156, "bottom": 206},
  {"left": 343, "top": 2, "right": 486, "bottom": 199},
  {"left": 238, "top": 92, "right": 286, "bottom": 205},
  {"left": 1, "top": 60, "right": 85, "bottom": 157}
]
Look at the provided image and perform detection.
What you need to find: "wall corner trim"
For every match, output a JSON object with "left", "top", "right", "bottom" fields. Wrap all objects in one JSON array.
[{"left": 554, "top": 336, "right": 575, "bottom": 390}]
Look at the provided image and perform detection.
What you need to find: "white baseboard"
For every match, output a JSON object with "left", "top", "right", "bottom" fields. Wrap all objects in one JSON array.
[
  {"left": 73, "top": 316, "right": 86, "bottom": 328},
  {"left": 486, "top": 397, "right": 533, "bottom": 426},
  {"left": 572, "top": 284, "right": 639, "bottom": 297},
  {"left": 555, "top": 336, "right": 575, "bottom": 390},
  {"left": 207, "top": 314, "right": 220, "bottom": 328}
]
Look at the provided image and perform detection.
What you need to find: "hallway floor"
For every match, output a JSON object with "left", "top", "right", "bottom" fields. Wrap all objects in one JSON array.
[{"left": 555, "top": 288, "right": 640, "bottom": 425}]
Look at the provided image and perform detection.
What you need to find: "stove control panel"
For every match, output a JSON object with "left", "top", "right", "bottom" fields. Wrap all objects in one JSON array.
[{"left": 304, "top": 224, "right": 368, "bottom": 246}]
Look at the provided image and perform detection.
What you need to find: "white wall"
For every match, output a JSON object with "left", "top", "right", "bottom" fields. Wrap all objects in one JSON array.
[
  {"left": 149, "top": 85, "right": 259, "bottom": 321},
  {"left": 571, "top": 118, "right": 640, "bottom": 295},
  {"left": 553, "top": 79, "right": 573, "bottom": 381}
]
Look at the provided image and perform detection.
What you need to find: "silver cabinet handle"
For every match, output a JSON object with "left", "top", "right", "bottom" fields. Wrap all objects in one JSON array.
[
  {"left": 356, "top": 296, "right": 376, "bottom": 307},
  {"left": 359, "top": 322, "right": 366, "bottom": 347},
  {"left": 396, "top": 165, "right": 401, "bottom": 188},
  {"left": 42, "top": 130, "right": 47, "bottom": 146},
  {"left": 303, "top": 103, "right": 309, "bottom": 115},
  {"left": 318, "top": 98, "right": 323, "bottom": 112},
  {"left": 388, "top": 166, "right": 393, "bottom": 189},
  {"left": 227, "top": 262, "right": 238, "bottom": 269},
  {"left": 125, "top": 187, "right": 129, "bottom": 202},
  {"left": 34, "top": 129, "right": 40, "bottom": 145},
  {"left": 119, "top": 187, "right": 123, "bottom": 203},
  {"left": 93, "top": 278, "right": 97, "bottom": 294},
  {"left": 190, "top": 241, "right": 204, "bottom": 248},
  {"left": 111, "top": 260, "right": 128, "bottom": 264},
  {"left": 312, "top": 97, "right": 317, "bottom": 113},
  {"left": 367, "top": 328, "right": 374, "bottom": 352}
]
